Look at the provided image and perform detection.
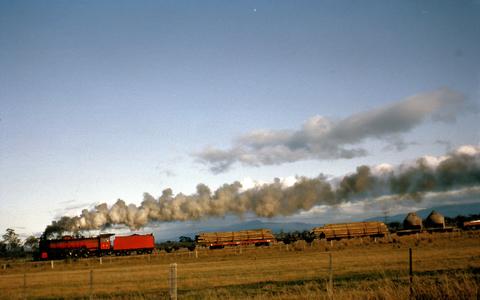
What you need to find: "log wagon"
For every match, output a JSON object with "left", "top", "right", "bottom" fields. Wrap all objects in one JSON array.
[
  {"left": 311, "top": 221, "right": 388, "bottom": 241},
  {"left": 196, "top": 229, "right": 275, "bottom": 249}
]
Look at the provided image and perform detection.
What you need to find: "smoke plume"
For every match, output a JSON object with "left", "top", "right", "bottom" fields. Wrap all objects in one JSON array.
[{"left": 43, "top": 145, "right": 480, "bottom": 238}]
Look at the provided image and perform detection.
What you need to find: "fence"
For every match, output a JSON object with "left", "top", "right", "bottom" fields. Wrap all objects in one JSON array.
[{"left": 0, "top": 232, "right": 478, "bottom": 299}]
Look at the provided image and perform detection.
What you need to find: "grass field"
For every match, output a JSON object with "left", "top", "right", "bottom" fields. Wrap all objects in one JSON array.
[{"left": 0, "top": 231, "right": 479, "bottom": 299}]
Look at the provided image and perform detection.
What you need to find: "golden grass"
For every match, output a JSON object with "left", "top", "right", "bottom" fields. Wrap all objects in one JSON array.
[{"left": 0, "top": 231, "right": 479, "bottom": 299}]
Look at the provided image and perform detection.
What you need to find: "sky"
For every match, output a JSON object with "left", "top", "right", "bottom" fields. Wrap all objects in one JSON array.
[{"left": 0, "top": 1, "right": 479, "bottom": 237}]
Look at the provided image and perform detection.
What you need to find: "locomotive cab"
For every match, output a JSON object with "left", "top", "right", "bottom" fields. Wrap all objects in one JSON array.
[{"left": 98, "top": 233, "right": 114, "bottom": 255}]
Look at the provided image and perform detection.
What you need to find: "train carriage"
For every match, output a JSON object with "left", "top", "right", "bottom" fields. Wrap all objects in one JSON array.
[
  {"left": 113, "top": 234, "right": 154, "bottom": 255},
  {"left": 196, "top": 229, "right": 275, "bottom": 249}
]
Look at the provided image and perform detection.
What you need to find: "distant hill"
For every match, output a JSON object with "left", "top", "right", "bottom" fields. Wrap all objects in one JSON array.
[{"left": 365, "top": 202, "right": 480, "bottom": 223}]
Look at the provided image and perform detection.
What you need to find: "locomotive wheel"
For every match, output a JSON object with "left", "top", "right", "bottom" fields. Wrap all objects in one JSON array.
[{"left": 78, "top": 248, "right": 88, "bottom": 258}]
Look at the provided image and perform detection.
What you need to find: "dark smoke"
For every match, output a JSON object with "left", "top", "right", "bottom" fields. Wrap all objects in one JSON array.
[{"left": 43, "top": 145, "right": 480, "bottom": 238}]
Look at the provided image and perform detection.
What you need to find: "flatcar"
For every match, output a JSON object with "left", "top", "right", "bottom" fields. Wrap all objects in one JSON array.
[
  {"left": 311, "top": 221, "right": 389, "bottom": 241},
  {"left": 196, "top": 229, "right": 275, "bottom": 249},
  {"left": 463, "top": 220, "right": 480, "bottom": 230}
]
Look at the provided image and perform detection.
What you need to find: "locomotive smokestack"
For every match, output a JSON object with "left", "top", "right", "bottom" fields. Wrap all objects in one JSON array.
[{"left": 43, "top": 145, "right": 480, "bottom": 238}]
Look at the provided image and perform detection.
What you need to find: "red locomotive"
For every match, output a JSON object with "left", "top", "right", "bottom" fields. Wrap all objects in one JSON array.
[{"left": 37, "top": 233, "right": 154, "bottom": 260}]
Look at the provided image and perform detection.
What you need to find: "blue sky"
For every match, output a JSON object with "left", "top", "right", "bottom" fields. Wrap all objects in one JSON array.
[{"left": 1, "top": 1, "right": 479, "bottom": 236}]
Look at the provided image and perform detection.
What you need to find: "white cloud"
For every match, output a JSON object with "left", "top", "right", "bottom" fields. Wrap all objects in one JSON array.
[{"left": 196, "top": 88, "right": 467, "bottom": 173}]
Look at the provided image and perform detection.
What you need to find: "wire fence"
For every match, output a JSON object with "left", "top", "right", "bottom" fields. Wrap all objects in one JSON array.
[{"left": 0, "top": 233, "right": 478, "bottom": 299}]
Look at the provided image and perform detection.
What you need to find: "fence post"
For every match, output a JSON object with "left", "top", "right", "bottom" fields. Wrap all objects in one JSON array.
[
  {"left": 89, "top": 269, "right": 94, "bottom": 300},
  {"left": 409, "top": 248, "right": 413, "bottom": 299},
  {"left": 327, "top": 252, "right": 333, "bottom": 299},
  {"left": 169, "top": 263, "right": 177, "bottom": 300},
  {"left": 23, "top": 272, "right": 27, "bottom": 300}
]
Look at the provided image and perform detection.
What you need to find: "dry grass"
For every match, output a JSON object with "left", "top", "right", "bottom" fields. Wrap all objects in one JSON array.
[{"left": 0, "top": 231, "right": 479, "bottom": 299}]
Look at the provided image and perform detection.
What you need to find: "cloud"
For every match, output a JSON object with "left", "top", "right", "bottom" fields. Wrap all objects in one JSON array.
[
  {"left": 434, "top": 139, "right": 453, "bottom": 152},
  {"left": 42, "top": 144, "right": 480, "bottom": 237},
  {"left": 195, "top": 88, "right": 467, "bottom": 173}
]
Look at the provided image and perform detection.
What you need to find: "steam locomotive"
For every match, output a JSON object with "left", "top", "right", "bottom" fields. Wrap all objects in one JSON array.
[{"left": 37, "top": 233, "right": 154, "bottom": 260}]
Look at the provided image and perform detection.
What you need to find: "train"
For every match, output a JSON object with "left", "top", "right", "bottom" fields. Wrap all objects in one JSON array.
[
  {"left": 463, "top": 220, "right": 480, "bottom": 230},
  {"left": 195, "top": 229, "right": 275, "bottom": 249},
  {"left": 37, "top": 233, "right": 154, "bottom": 260},
  {"left": 311, "top": 221, "right": 388, "bottom": 241},
  {"left": 35, "top": 210, "right": 480, "bottom": 259}
]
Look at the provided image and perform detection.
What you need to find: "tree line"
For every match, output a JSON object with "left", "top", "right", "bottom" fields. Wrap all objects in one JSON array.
[{"left": 0, "top": 228, "right": 38, "bottom": 258}]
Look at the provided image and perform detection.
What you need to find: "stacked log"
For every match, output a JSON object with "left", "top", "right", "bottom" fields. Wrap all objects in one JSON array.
[
  {"left": 463, "top": 220, "right": 480, "bottom": 230},
  {"left": 196, "top": 229, "right": 275, "bottom": 246},
  {"left": 311, "top": 221, "right": 388, "bottom": 240}
]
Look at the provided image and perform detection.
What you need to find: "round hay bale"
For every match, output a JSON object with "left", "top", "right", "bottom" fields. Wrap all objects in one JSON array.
[
  {"left": 404, "top": 212, "right": 422, "bottom": 230},
  {"left": 425, "top": 210, "right": 445, "bottom": 229}
]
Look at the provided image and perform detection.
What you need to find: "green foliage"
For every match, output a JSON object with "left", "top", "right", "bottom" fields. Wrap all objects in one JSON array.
[
  {"left": 274, "top": 230, "right": 315, "bottom": 244},
  {"left": 24, "top": 235, "right": 39, "bottom": 252},
  {"left": 156, "top": 236, "right": 196, "bottom": 252},
  {"left": 2, "top": 228, "right": 21, "bottom": 250},
  {"left": 386, "top": 221, "right": 401, "bottom": 232},
  {"left": 1, "top": 228, "right": 24, "bottom": 257}
]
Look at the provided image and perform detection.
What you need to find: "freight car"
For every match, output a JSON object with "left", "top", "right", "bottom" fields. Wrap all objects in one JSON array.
[
  {"left": 397, "top": 211, "right": 454, "bottom": 235},
  {"left": 113, "top": 234, "right": 155, "bottom": 255},
  {"left": 37, "top": 233, "right": 154, "bottom": 260},
  {"left": 424, "top": 210, "right": 454, "bottom": 233},
  {"left": 396, "top": 212, "right": 423, "bottom": 236},
  {"left": 196, "top": 229, "right": 275, "bottom": 249},
  {"left": 463, "top": 220, "right": 480, "bottom": 230},
  {"left": 311, "top": 221, "right": 389, "bottom": 241}
]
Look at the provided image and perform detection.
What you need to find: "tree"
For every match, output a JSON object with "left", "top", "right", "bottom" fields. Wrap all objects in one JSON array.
[
  {"left": 301, "top": 230, "right": 316, "bottom": 244},
  {"left": 179, "top": 236, "right": 193, "bottom": 243},
  {"left": 2, "top": 228, "right": 21, "bottom": 251},
  {"left": 0, "top": 241, "right": 6, "bottom": 257},
  {"left": 24, "top": 235, "right": 39, "bottom": 252}
]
